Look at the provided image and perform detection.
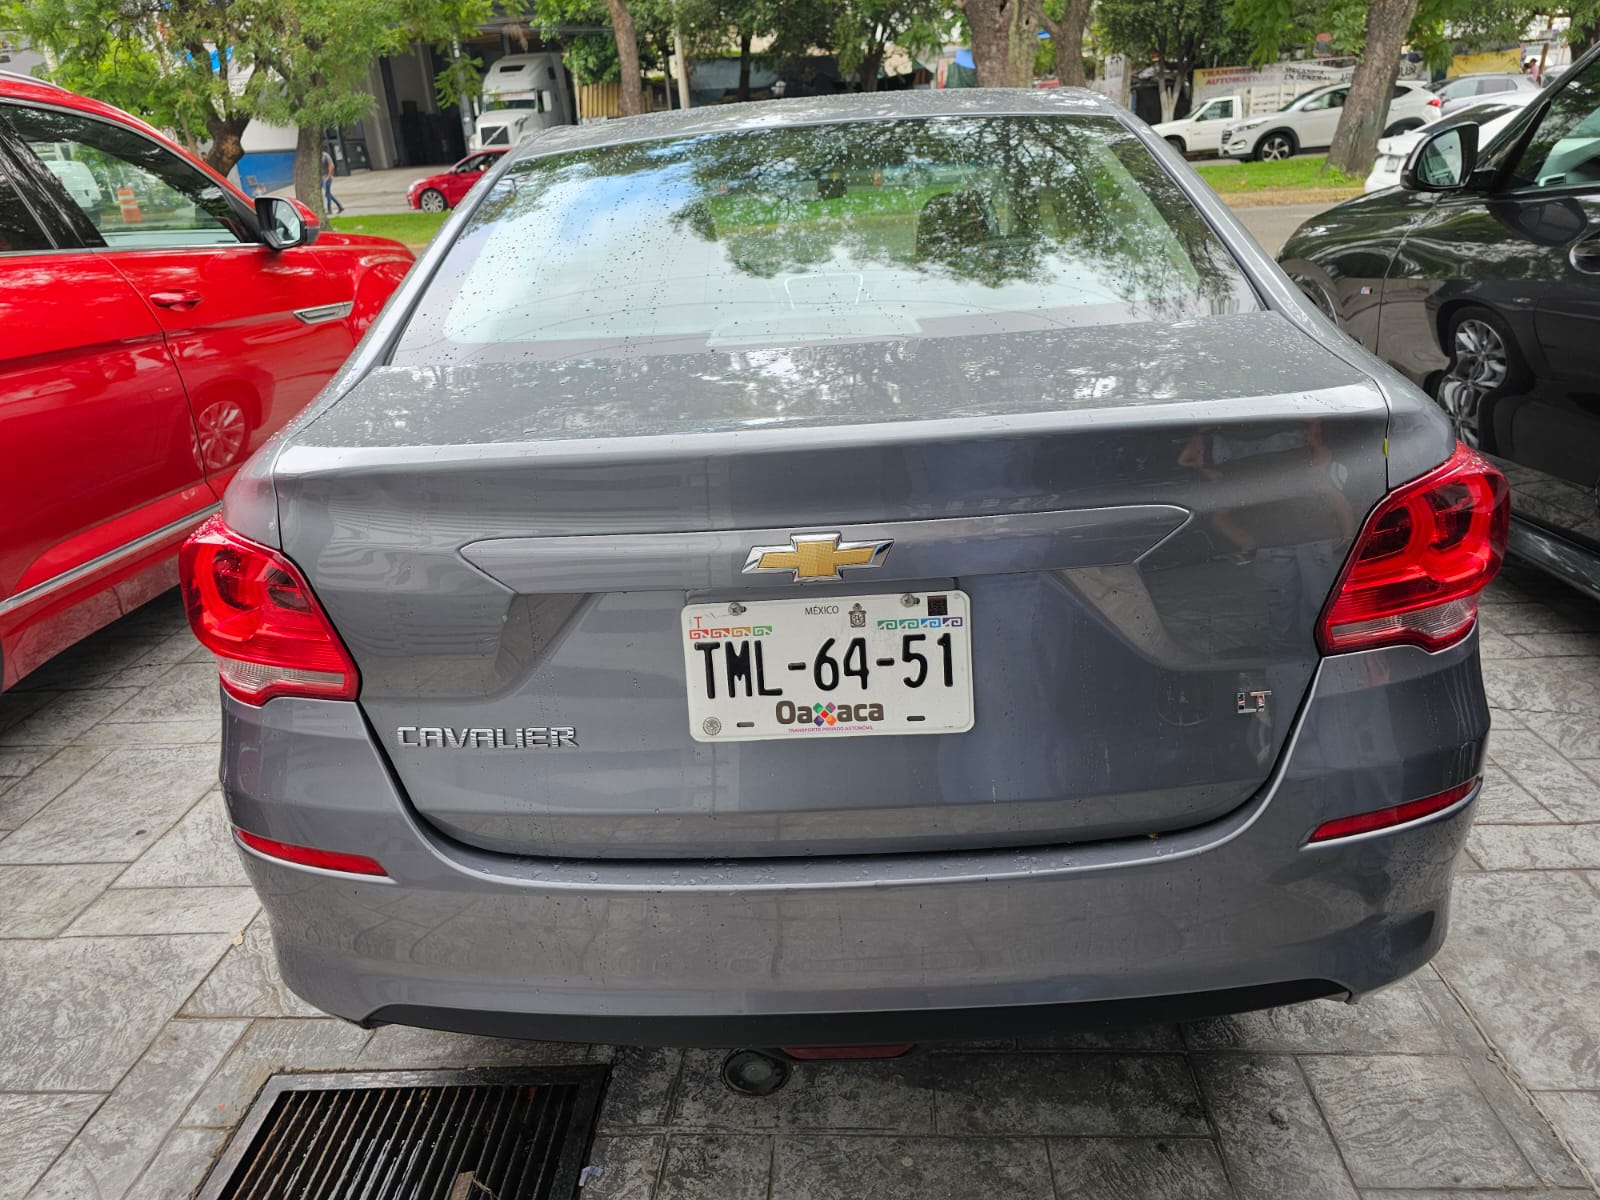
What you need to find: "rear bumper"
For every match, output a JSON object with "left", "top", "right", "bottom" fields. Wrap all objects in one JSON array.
[{"left": 221, "top": 636, "right": 1488, "bottom": 1045}]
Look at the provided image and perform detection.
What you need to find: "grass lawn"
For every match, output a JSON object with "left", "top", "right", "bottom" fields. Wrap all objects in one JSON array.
[
  {"left": 1195, "top": 155, "right": 1361, "bottom": 194},
  {"left": 329, "top": 211, "right": 449, "bottom": 248}
]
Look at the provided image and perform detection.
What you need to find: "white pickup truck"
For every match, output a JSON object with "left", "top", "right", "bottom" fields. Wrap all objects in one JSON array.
[{"left": 1152, "top": 95, "right": 1242, "bottom": 157}]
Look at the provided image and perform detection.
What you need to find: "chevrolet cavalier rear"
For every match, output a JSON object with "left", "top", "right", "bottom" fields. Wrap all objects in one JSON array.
[{"left": 182, "top": 92, "right": 1507, "bottom": 1045}]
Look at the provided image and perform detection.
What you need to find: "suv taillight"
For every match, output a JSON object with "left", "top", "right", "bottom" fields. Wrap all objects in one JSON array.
[
  {"left": 1317, "top": 444, "right": 1508, "bottom": 654},
  {"left": 179, "top": 516, "right": 359, "bottom": 704}
]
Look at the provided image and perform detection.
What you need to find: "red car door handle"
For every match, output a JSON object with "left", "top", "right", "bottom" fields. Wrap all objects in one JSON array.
[{"left": 149, "top": 290, "right": 203, "bottom": 310}]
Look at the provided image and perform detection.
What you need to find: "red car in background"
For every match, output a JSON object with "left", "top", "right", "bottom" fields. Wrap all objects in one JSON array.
[
  {"left": 0, "top": 73, "right": 413, "bottom": 689},
  {"left": 406, "top": 149, "right": 507, "bottom": 212}
]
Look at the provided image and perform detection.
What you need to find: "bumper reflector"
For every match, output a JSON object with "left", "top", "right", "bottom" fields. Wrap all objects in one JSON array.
[
  {"left": 781, "top": 1044, "right": 916, "bottom": 1060},
  {"left": 1307, "top": 778, "right": 1479, "bottom": 844},
  {"left": 234, "top": 829, "right": 388, "bottom": 876}
]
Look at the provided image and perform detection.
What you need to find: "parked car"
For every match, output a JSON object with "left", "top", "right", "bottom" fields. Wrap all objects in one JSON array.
[
  {"left": 1221, "top": 80, "right": 1434, "bottom": 161},
  {"left": 0, "top": 72, "right": 414, "bottom": 689},
  {"left": 183, "top": 89, "right": 1507, "bottom": 1046},
  {"left": 1281, "top": 41, "right": 1600, "bottom": 599},
  {"left": 1152, "top": 93, "right": 1241, "bottom": 157},
  {"left": 1427, "top": 71, "right": 1542, "bottom": 119},
  {"left": 406, "top": 148, "right": 508, "bottom": 212},
  {"left": 1365, "top": 96, "right": 1535, "bottom": 191}
]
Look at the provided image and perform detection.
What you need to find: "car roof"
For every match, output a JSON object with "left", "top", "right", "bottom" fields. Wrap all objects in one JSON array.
[
  {"left": 0, "top": 71, "right": 265, "bottom": 223},
  {"left": 511, "top": 89, "right": 1120, "bottom": 163},
  {"left": 0, "top": 72, "right": 179, "bottom": 146}
]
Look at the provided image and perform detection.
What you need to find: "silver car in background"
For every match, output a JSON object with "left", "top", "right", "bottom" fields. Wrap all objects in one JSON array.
[
  {"left": 1428, "top": 71, "right": 1542, "bottom": 119},
  {"left": 182, "top": 91, "right": 1508, "bottom": 1046}
]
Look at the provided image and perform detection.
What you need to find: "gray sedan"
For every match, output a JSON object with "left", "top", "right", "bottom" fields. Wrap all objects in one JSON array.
[{"left": 181, "top": 90, "right": 1507, "bottom": 1047}]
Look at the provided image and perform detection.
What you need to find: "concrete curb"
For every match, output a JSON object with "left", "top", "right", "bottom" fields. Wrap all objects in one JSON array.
[{"left": 1220, "top": 187, "right": 1364, "bottom": 208}]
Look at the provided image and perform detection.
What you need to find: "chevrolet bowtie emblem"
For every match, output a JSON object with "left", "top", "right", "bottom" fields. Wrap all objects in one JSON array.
[{"left": 742, "top": 533, "right": 893, "bottom": 582}]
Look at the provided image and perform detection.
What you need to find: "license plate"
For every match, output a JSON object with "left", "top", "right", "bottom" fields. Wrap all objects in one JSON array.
[{"left": 681, "top": 591, "right": 974, "bottom": 742}]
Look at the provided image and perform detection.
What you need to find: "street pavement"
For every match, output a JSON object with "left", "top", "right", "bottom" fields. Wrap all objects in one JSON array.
[
  {"left": 1, "top": 562, "right": 1598, "bottom": 1199},
  {"left": 314, "top": 166, "right": 429, "bottom": 217},
  {"left": 1234, "top": 202, "right": 1334, "bottom": 258}
]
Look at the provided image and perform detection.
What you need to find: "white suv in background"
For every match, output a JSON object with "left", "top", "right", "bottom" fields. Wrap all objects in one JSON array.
[
  {"left": 1221, "top": 80, "right": 1435, "bottom": 161},
  {"left": 1152, "top": 95, "right": 1241, "bottom": 157}
]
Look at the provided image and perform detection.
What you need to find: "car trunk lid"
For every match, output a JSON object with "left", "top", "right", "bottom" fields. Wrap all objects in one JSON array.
[{"left": 273, "top": 313, "right": 1391, "bottom": 859}]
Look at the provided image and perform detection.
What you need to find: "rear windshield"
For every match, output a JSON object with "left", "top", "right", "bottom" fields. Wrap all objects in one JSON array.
[{"left": 391, "top": 115, "right": 1258, "bottom": 366}]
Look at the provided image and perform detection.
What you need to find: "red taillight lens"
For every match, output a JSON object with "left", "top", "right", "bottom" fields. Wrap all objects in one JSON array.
[
  {"left": 235, "top": 829, "right": 387, "bottom": 876},
  {"left": 1428, "top": 96, "right": 1443, "bottom": 107},
  {"left": 1307, "top": 778, "right": 1479, "bottom": 843},
  {"left": 1317, "top": 444, "right": 1508, "bottom": 654},
  {"left": 179, "top": 516, "right": 358, "bottom": 704}
]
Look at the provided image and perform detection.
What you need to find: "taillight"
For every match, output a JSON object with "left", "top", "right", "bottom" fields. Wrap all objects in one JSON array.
[
  {"left": 235, "top": 829, "right": 387, "bottom": 876},
  {"left": 179, "top": 516, "right": 358, "bottom": 704},
  {"left": 1307, "top": 778, "right": 1479, "bottom": 843},
  {"left": 1317, "top": 443, "right": 1508, "bottom": 654},
  {"left": 1428, "top": 96, "right": 1443, "bottom": 107}
]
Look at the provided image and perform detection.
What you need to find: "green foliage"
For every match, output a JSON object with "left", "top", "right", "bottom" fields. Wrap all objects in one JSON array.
[
  {"left": 566, "top": 30, "right": 624, "bottom": 83},
  {"left": 832, "top": 0, "right": 948, "bottom": 83},
  {"left": 1226, "top": 0, "right": 1590, "bottom": 70},
  {"left": 0, "top": 0, "right": 494, "bottom": 167},
  {"left": 0, "top": 0, "right": 268, "bottom": 148},
  {"left": 25, "top": 37, "right": 187, "bottom": 130},
  {"left": 433, "top": 48, "right": 484, "bottom": 111},
  {"left": 245, "top": 0, "right": 494, "bottom": 130},
  {"left": 330, "top": 210, "right": 450, "bottom": 245},
  {"left": 1096, "top": 0, "right": 1246, "bottom": 115},
  {"left": 1196, "top": 154, "right": 1360, "bottom": 191},
  {"left": 1096, "top": 0, "right": 1236, "bottom": 68}
]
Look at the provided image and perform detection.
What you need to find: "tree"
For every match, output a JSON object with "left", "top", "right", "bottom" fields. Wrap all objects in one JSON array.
[
  {"left": 604, "top": 0, "right": 648, "bottom": 112},
  {"left": 1321, "top": 0, "right": 1418, "bottom": 175},
  {"left": 0, "top": 0, "right": 269, "bottom": 175},
  {"left": 4, "top": 0, "right": 493, "bottom": 187},
  {"left": 1228, "top": 0, "right": 1580, "bottom": 175},
  {"left": 1097, "top": 0, "right": 1229, "bottom": 121},
  {"left": 534, "top": 0, "right": 652, "bottom": 113},
  {"left": 1038, "top": 0, "right": 1092, "bottom": 86},
  {"left": 832, "top": 0, "right": 947, "bottom": 91},
  {"left": 240, "top": 0, "right": 493, "bottom": 215},
  {"left": 960, "top": 0, "right": 1044, "bottom": 87}
]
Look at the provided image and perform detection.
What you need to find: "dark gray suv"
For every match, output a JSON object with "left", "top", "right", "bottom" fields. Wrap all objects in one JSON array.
[{"left": 180, "top": 90, "right": 1507, "bottom": 1046}]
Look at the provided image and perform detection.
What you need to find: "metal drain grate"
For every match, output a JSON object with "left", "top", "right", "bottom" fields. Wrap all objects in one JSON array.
[{"left": 197, "top": 1067, "right": 608, "bottom": 1200}]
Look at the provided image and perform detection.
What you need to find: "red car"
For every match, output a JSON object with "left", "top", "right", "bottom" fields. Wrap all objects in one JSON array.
[
  {"left": 0, "top": 73, "right": 413, "bottom": 689},
  {"left": 406, "top": 149, "right": 507, "bottom": 212}
]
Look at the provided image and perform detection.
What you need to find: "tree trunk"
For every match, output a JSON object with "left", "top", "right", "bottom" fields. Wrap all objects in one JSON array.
[
  {"left": 1158, "top": 75, "right": 1181, "bottom": 122},
  {"left": 1325, "top": 0, "right": 1420, "bottom": 177},
  {"left": 203, "top": 113, "right": 251, "bottom": 178},
  {"left": 859, "top": 48, "right": 884, "bottom": 92},
  {"left": 737, "top": 31, "right": 752, "bottom": 100},
  {"left": 674, "top": 23, "right": 692, "bottom": 109},
  {"left": 294, "top": 124, "right": 323, "bottom": 218},
  {"left": 1053, "top": 0, "right": 1090, "bottom": 87},
  {"left": 605, "top": 0, "right": 646, "bottom": 115},
  {"left": 965, "top": 0, "right": 1037, "bottom": 88}
]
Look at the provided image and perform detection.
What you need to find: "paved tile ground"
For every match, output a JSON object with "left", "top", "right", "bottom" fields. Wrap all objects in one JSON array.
[{"left": 1, "top": 563, "right": 1597, "bottom": 1199}]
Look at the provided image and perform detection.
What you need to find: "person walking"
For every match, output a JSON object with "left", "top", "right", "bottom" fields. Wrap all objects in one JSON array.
[{"left": 321, "top": 148, "right": 345, "bottom": 215}]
